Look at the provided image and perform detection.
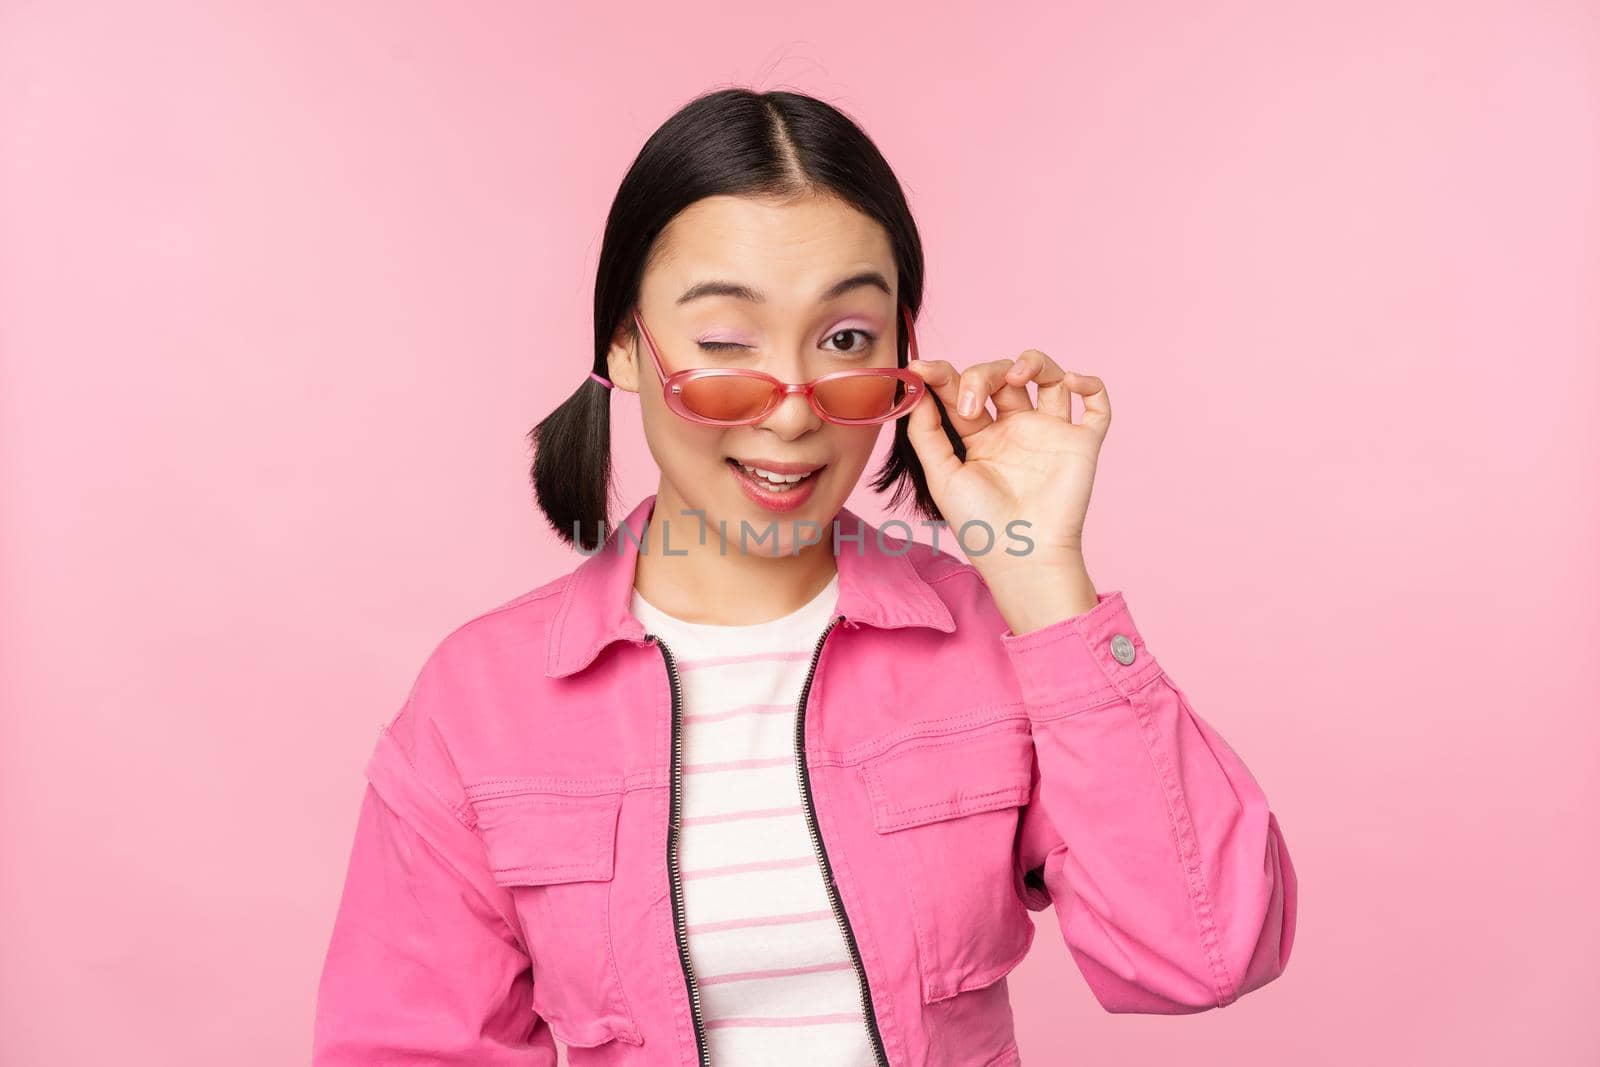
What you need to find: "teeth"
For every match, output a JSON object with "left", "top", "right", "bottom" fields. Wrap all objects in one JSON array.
[{"left": 738, "top": 461, "right": 814, "bottom": 486}]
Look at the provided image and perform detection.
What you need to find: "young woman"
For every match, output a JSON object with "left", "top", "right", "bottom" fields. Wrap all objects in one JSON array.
[{"left": 314, "top": 88, "right": 1297, "bottom": 1066}]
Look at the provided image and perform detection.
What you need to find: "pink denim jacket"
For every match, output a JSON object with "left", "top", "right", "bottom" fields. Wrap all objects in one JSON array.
[{"left": 313, "top": 494, "right": 1297, "bottom": 1066}]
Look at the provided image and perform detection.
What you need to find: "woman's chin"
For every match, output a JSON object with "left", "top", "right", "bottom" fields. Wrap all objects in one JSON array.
[{"left": 717, "top": 492, "right": 842, "bottom": 557}]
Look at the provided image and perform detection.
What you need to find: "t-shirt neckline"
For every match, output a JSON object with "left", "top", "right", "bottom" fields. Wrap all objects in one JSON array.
[{"left": 630, "top": 571, "right": 840, "bottom": 639}]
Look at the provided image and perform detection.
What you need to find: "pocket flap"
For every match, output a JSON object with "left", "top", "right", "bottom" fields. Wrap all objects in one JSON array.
[
  {"left": 473, "top": 790, "right": 623, "bottom": 886},
  {"left": 860, "top": 721, "right": 1034, "bottom": 833}
]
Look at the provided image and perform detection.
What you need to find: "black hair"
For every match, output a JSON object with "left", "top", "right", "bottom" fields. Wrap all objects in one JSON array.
[{"left": 528, "top": 86, "right": 964, "bottom": 551}]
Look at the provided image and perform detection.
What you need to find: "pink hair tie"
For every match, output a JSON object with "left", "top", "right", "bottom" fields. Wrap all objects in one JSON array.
[{"left": 588, "top": 371, "right": 614, "bottom": 390}]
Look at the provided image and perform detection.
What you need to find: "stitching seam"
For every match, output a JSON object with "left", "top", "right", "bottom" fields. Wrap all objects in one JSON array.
[{"left": 1128, "top": 683, "right": 1237, "bottom": 1007}]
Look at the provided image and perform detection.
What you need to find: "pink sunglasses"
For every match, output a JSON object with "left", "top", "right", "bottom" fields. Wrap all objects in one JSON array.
[{"left": 630, "top": 303, "right": 925, "bottom": 427}]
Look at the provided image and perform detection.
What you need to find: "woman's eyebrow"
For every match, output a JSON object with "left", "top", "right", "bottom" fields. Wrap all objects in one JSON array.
[{"left": 675, "top": 270, "right": 892, "bottom": 306}]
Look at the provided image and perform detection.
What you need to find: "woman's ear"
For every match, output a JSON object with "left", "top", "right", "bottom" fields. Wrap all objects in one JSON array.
[{"left": 605, "top": 322, "right": 642, "bottom": 394}]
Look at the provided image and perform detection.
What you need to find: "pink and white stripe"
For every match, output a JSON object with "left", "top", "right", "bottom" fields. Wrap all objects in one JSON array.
[{"left": 631, "top": 574, "right": 876, "bottom": 1066}]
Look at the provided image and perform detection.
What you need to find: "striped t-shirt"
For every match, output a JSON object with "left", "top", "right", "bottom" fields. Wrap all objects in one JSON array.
[{"left": 630, "top": 571, "right": 877, "bottom": 1065}]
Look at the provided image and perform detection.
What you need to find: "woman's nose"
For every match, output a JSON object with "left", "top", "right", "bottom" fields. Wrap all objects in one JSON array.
[{"left": 758, "top": 380, "right": 824, "bottom": 438}]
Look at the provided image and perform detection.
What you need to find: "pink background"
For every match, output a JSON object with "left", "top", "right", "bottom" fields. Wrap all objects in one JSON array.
[{"left": 3, "top": 2, "right": 1596, "bottom": 1064}]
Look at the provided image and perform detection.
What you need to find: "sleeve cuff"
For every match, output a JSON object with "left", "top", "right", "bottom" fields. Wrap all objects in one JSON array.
[{"left": 999, "top": 589, "right": 1165, "bottom": 714}]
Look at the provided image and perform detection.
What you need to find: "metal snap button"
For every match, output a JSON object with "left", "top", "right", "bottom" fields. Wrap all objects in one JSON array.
[{"left": 1110, "top": 633, "right": 1136, "bottom": 666}]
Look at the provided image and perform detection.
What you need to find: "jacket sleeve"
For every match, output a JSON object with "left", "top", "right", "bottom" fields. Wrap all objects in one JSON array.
[
  {"left": 1002, "top": 589, "right": 1297, "bottom": 1014},
  {"left": 312, "top": 695, "right": 556, "bottom": 1064}
]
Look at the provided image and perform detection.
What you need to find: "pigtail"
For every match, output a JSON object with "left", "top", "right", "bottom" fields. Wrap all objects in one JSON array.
[{"left": 529, "top": 376, "right": 615, "bottom": 551}]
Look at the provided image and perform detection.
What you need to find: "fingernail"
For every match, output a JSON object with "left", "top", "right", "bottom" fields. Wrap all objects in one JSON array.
[{"left": 958, "top": 389, "right": 977, "bottom": 417}]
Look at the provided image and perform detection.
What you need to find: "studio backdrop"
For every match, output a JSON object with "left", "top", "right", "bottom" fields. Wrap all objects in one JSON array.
[{"left": 1, "top": 2, "right": 1596, "bottom": 1065}]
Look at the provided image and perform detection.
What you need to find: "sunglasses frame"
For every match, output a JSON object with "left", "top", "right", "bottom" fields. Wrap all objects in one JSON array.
[{"left": 630, "top": 302, "right": 925, "bottom": 427}]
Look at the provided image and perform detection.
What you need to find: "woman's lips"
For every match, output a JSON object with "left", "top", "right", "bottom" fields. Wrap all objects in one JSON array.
[{"left": 725, "top": 458, "right": 824, "bottom": 513}]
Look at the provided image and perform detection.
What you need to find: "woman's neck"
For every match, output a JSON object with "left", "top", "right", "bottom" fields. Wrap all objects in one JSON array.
[{"left": 632, "top": 489, "right": 839, "bottom": 626}]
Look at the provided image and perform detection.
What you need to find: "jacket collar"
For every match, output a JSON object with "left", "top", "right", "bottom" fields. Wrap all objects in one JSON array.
[{"left": 545, "top": 493, "right": 956, "bottom": 678}]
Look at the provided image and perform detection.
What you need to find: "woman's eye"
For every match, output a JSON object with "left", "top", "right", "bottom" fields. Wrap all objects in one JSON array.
[
  {"left": 698, "top": 330, "right": 876, "bottom": 357},
  {"left": 821, "top": 329, "right": 876, "bottom": 355}
]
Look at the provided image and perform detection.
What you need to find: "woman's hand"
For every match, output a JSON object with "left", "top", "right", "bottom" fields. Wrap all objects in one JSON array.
[{"left": 904, "top": 347, "right": 1110, "bottom": 633}]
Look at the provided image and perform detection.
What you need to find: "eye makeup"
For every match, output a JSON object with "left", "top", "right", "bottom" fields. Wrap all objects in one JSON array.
[
  {"left": 693, "top": 330, "right": 755, "bottom": 347},
  {"left": 820, "top": 315, "right": 884, "bottom": 340},
  {"left": 693, "top": 314, "right": 886, "bottom": 348}
]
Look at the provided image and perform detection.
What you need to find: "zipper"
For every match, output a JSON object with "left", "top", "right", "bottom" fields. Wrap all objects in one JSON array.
[
  {"left": 794, "top": 615, "right": 891, "bottom": 1067},
  {"left": 652, "top": 614, "right": 889, "bottom": 1067},
  {"left": 649, "top": 632, "right": 710, "bottom": 1067}
]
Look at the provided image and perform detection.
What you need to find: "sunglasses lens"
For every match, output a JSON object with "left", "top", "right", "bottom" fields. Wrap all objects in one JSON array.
[
  {"left": 814, "top": 374, "right": 905, "bottom": 422},
  {"left": 678, "top": 375, "right": 778, "bottom": 423},
  {"left": 673, "top": 372, "right": 909, "bottom": 424}
]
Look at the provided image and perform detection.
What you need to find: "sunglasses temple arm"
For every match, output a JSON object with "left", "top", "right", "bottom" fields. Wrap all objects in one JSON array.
[
  {"left": 901, "top": 304, "right": 920, "bottom": 363},
  {"left": 633, "top": 310, "right": 672, "bottom": 383}
]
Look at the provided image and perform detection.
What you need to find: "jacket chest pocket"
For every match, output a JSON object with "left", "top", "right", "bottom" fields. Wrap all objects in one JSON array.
[
  {"left": 472, "top": 787, "right": 643, "bottom": 1049},
  {"left": 858, "top": 719, "right": 1037, "bottom": 1004}
]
